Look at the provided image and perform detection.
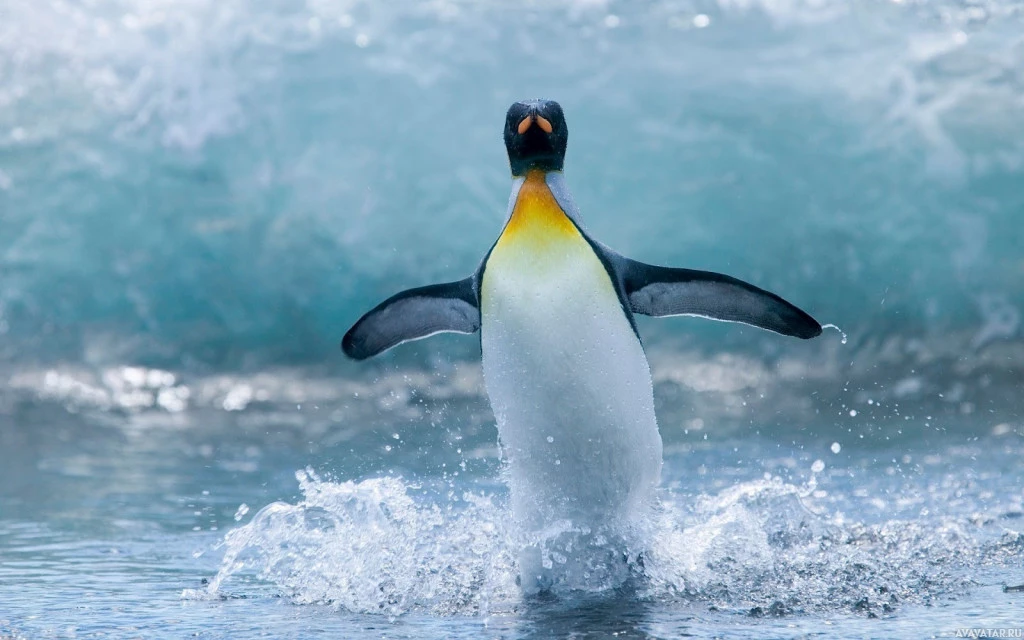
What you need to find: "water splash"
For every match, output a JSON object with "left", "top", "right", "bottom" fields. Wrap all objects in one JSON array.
[
  {"left": 821, "top": 323, "right": 848, "bottom": 345},
  {"left": 192, "top": 469, "right": 519, "bottom": 616},
  {"left": 193, "top": 471, "right": 992, "bottom": 616}
]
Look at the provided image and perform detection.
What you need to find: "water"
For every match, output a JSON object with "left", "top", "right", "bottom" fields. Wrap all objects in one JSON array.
[
  {"left": 2, "top": 0, "right": 1023, "bottom": 637},
  {"left": 3, "top": 365, "right": 1022, "bottom": 637}
]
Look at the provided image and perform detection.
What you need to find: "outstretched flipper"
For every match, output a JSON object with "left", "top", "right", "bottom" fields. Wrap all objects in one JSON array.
[
  {"left": 618, "top": 258, "right": 821, "bottom": 339},
  {"left": 342, "top": 277, "right": 480, "bottom": 360}
]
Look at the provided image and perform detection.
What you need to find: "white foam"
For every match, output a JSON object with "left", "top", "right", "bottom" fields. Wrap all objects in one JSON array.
[
  {"left": 197, "top": 469, "right": 519, "bottom": 615},
  {"left": 196, "top": 471, "right": 982, "bottom": 615}
]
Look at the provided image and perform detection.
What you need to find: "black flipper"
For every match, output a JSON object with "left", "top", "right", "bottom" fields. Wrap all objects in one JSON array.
[
  {"left": 619, "top": 259, "right": 821, "bottom": 339},
  {"left": 341, "top": 277, "right": 480, "bottom": 360}
]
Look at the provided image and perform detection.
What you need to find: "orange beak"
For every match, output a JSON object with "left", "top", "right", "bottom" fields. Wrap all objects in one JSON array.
[{"left": 517, "top": 115, "right": 553, "bottom": 135}]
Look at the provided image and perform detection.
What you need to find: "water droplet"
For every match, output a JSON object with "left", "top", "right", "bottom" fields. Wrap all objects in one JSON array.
[
  {"left": 234, "top": 503, "right": 249, "bottom": 521},
  {"left": 831, "top": 442, "right": 841, "bottom": 454},
  {"left": 822, "top": 323, "right": 847, "bottom": 344},
  {"left": 546, "top": 436, "right": 554, "bottom": 443},
  {"left": 693, "top": 14, "right": 710, "bottom": 28},
  {"left": 849, "top": 409, "right": 858, "bottom": 417},
  {"left": 811, "top": 459, "right": 825, "bottom": 473}
]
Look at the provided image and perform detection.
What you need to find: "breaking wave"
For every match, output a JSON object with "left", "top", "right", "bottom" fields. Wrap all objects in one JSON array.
[{"left": 1, "top": 0, "right": 1022, "bottom": 367}]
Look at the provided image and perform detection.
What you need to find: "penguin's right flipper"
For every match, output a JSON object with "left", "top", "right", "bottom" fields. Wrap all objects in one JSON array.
[{"left": 342, "top": 278, "right": 479, "bottom": 360}]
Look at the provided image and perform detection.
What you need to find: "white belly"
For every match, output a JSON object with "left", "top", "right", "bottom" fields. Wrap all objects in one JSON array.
[{"left": 480, "top": 239, "right": 663, "bottom": 534}]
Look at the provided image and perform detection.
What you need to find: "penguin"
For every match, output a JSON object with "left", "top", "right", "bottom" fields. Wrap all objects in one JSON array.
[{"left": 342, "top": 99, "right": 821, "bottom": 593}]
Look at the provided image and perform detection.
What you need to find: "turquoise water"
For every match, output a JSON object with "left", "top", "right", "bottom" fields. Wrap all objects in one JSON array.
[
  {"left": 2, "top": 0, "right": 1023, "bottom": 637},
  {"left": 2, "top": 377, "right": 1023, "bottom": 637}
]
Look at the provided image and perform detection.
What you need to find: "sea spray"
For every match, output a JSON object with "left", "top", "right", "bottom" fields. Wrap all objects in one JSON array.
[
  {"left": 196, "top": 469, "right": 519, "bottom": 616},
  {"left": 196, "top": 469, "right": 986, "bottom": 615}
]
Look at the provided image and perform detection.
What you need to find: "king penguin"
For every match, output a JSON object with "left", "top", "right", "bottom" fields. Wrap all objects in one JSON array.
[{"left": 342, "top": 99, "right": 821, "bottom": 593}]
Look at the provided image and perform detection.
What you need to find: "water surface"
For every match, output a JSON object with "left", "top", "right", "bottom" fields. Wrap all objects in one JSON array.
[{"left": 2, "top": 0, "right": 1023, "bottom": 637}]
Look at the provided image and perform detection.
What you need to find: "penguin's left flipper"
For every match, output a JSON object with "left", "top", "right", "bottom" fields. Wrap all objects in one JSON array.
[
  {"left": 619, "top": 259, "right": 821, "bottom": 339},
  {"left": 342, "top": 277, "right": 480, "bottom": 360}
]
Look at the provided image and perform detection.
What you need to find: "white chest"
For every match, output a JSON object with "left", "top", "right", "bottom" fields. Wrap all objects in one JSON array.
[{"left": 479, "top": 176, "right": 662, "bottom": 532}]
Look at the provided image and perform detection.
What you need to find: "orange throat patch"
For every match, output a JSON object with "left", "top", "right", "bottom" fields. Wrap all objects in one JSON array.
[{"left": 497, "top": 170, "right": 578, "bottom": 250}]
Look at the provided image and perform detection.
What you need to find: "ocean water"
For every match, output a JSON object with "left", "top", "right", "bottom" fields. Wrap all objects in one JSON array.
[{"left": 1, "top": 0, "right": 1023, "bottom": 638}]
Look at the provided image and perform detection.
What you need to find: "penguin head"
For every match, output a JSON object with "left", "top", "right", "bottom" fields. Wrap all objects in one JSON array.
[{"left": 504, "top": 99, "right": 568, "bottom": 177}]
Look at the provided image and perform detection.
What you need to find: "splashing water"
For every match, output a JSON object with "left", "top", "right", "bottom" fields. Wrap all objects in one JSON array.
[
  {"left": 194, "top": 463, "right": 1011, "bottom": 617},
  {"left": 3, "top": 0, "right": 1024, "bottom": 636},
  {"left": 821, "top": 323, "right": 848, "bottom": 345},
  {"left": 193, "top": 470, "right": 518, "bottom": 616}
]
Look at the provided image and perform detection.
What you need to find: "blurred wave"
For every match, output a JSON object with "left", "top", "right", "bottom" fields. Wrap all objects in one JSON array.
[
  {"left": 1, "top": 0, "right": 1022, "bottom": 367},
  {"left": 5, "top": 328, "right": 1021, "bottom": 442}
]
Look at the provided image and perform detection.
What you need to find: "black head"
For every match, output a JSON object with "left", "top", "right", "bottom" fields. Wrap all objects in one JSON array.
[{"left": 503, "top": 99, "right": 568, "bottom": 177}]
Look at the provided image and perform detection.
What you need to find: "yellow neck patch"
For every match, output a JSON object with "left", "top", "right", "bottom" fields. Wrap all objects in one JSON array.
[
  {"left": 496, "top": 170, "right": 579, "bottom": 250},
  {"left": 483, "top": 170, "right": 620, "bottom": 320}
]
